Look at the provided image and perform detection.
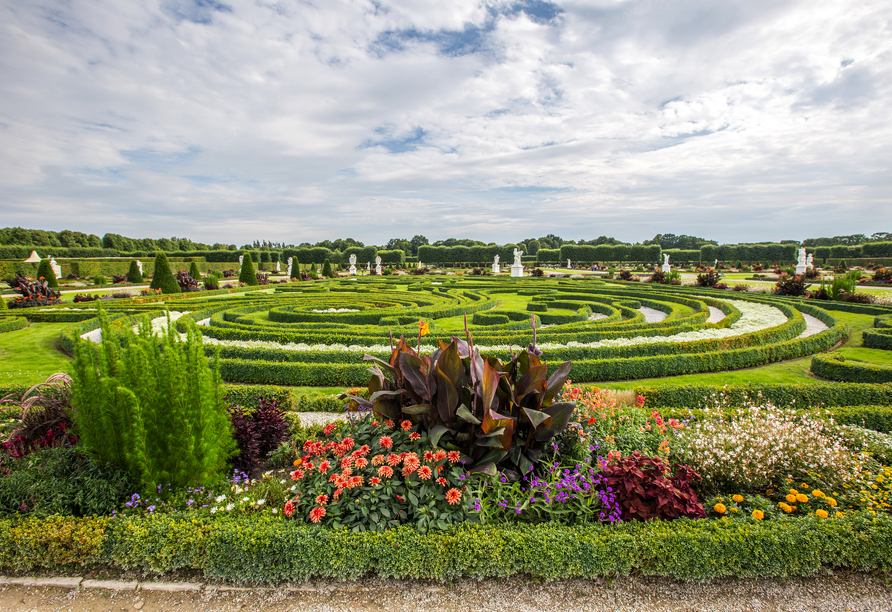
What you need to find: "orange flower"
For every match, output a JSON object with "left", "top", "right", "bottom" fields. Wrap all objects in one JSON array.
[
  {"left": 752, "top": 510, "right": 764, "bottom": 520},
  {"left": 418, "top": 466, "right": 433, "bottom": 480},
  {"left": 447, "top": 451, "right": 461, "bottom": 463},
  {"left": 315, "top": 494, "right": 328, "bottom": 506},
  {"left": 378, "top": 465, "right": 394, "bottom": 478},
  {"left": 418, "top": 319, "right": 430, "bottom": 336},
  {"left": 283, "top": 500, "right": 295, "bottom": 517},
  {"left": 309, "top": 506, "right": 326, "bottom": 523},
  {"left": 446, "top": 488, "right": 462, "bottom": 505},
  {"left": 378, "top": 436, "right": 393, "bottom": 449}
]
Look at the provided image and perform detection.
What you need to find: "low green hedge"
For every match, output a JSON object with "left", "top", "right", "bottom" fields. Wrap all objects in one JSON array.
[
  {"left": 526, "top": 302, "right": 548, "bottom": 312},
  {"left": 634, "top": 382, "right": 892, "bottom": 410},
  {"left": 472, "top": 312, "right": 510, "bottom": 325},
  {"left": 864, "top": 328, "right": 892, "bottom": 350},
  {"left": 811, "top": 354, "right": 892, "bottom": 384},
  {"left": 0, "top": 316, "right": 28, "bottom": 333},
  {"left": 0, "top": 513, "right": 890, "bottom": 582}
]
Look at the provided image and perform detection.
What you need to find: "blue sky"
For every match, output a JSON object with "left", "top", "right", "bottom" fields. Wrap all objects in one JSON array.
[{"left": 0, "top": 0, "right": 889, "bottom": 245}]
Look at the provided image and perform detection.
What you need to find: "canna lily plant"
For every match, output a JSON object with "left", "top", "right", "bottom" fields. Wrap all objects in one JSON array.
[{"left": 343, "top": 319, "right": 575, "bottom": 480}]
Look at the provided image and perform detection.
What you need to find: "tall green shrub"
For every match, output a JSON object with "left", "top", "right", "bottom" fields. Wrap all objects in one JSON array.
[
  {"left": 322, "top": 258, "right": 333, "bottom": 278},
  {"left": 126, "top": 261, "right": 143, "bottom": 284},
  {"left": 189, "top": 261, "right": 202, "bottom": 280},
  {"left": 36, "top": 259, "right": 59, "bottom": 288},
  {"left": 0, "top": 294, "right": 6, "bottom": 310},
  {"left": 239, "top": 252, "right": 258, "bottom": 286},
  {"left": 149, "top": 252, "right": 180, "bottom": 294},
  {"left": 69, "top": 311, "right": 235, "bottom": 494}
]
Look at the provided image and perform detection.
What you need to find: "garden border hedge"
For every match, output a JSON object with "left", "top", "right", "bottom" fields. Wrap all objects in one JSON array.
[
  {"left": 811, "top": 353, "right": 892, "bottom": 384},
  {"left": 634, "top": 382, "right": 892, "bottom": 410},
  {"left": 0, "top": 514, "right": 889, "bottom": 582}
]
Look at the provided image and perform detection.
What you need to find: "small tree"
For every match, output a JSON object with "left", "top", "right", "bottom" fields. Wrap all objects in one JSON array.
[
  {"left": 0, "top": 293, "right": 6, "bottom": 310},
  {"left": 322, "top": 258, "right": 333, "bottom": 278},
  {"left": 149, "top": 252, "right": 180, "bottom": 294},
  {"left": 189, "top": 261, "right": 202, "bottom": 281},
  {"left": 239, "top": 252, "right": 258, "bottom": 286},
  {"left": 126, "top": 261, "right": 143, "bottom": 284},
  {"left": 36, "top": 259, "right": 59, "bottom": 288}
]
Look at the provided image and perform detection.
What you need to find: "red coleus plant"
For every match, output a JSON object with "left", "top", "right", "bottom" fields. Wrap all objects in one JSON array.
[{"left": 602, "top": 451, "right": 706, "bottom": 521}]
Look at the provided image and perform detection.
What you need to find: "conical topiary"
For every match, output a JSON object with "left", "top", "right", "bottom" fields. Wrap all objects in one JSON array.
[
  {"left": 150, "top": 252, "right": 181, "bottom": 294},
  {"left": 189, "top": 261, "right": 202, "bottom": 281},
  {"left": 322, "top": 258, "right": 333, "bottom": 278},
  {"left": 127, "top": 260, "right": 143, "bottom": 284},
  {"left": 0, "top": 293, "right": 7, "bottom": 310},
  {"left": 36, "top": 258, "right": 59, "bottom": 288},
  {"left": 239, "top": 252, "right": 258, "bottom": 286}
]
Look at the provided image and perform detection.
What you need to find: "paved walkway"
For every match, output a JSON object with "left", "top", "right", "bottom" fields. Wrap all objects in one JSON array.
[{"left": 1, "top": 573, "right": 890, "bottom": 611}]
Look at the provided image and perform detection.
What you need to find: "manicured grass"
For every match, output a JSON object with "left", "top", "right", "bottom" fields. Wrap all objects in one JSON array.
[
  {"left": 835, "top": 347, "right": 892, "bottom": 366},
  {"left": 0, "top": 323, "right": 73, "bottom": 385}
]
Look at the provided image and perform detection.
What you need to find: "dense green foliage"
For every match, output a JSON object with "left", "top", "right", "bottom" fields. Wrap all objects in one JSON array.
[
  {"left": 35, "top": 259, "right": 58, "bottom": 288},
  {"left": 238, "top": 252, "right": 258, "bottom": 286},
  {"left": 148, "top": 252, "right": 180, "bottom": 294},
  {"left": 126, "top": 260, "right": 143, "bottom": 283}
]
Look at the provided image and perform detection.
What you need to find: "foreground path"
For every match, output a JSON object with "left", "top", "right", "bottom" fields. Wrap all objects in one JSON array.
[{"left": 2, "top": 573, "right": 891, "bottom": 612}]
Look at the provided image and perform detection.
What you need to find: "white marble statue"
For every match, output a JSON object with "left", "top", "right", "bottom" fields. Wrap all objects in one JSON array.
[
  {"left": 795, "top": 247, "right": 807, "bottom": 275},
  {"left": 275, "top": 260, "right": 280, "bottom": 273},
  {"left": 661, "top": 253, "right": 670, "bottom": 274},
  {"left": 136, "top": 260, "right": 143, "bottom": 275},
  {"left": 511, "top": 248, "right": 524, "bottom": 277},
  {"left": 714, "top": 259, "right": 718, "bottom": 268},
  {"left": 567, "top": 259, "right": 571, "bottom": 269},
  {"left": 513, "top": 248, "right": 523, "bottom": 267},
  {"left": 48, "top": 256, "right": 61, "bottom": 279},
  {"left": 806, "top": 253, "right": 814, "bottom": 269},
  {"left": 349, "top": 253, "right": 357, "bottom": 276},
  {"left": 494, "top": 254, "right": 500, "bottom": 265},
  {"left": 492, "top": 254, "right": 500, "bottom": 275},
  {"left": 287, "top": 257, "right": 294, "bottom": 278},
  {"left": 374, "top": 255, "right": 382, "bottom": 275},
  {"left": 238, "top": 255, "right": 244, "bottom": 271},
  {"left": 417, "top": 260, "right": 423, "bottom": 269},
  {"left": 366, "top": 261, "right": 371, "bottom": 272}
]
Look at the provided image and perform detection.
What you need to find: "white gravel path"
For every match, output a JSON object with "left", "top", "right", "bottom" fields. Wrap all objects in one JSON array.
[
  {"left": 797, "top": 312, "right": 829, "bottom": 339},
  {"left": 588, "top": 313, "right": 608, "bottom": 321},
  {"left": 81, "top": 312, "right": 186, "bottom": 343},
  {"left": 706, "top": 306, "right": 726, "bottom": 323},
  {"left": 637, "top": 306, "right": 667, "bottom": 323},
  {"left": 197, "top": 318, "right": 211, "bottom": 326}
]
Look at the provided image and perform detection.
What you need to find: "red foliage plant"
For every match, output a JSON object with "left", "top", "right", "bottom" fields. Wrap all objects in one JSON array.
[{"left": 602, "top": 451, "right": 706, "bottom": 521}]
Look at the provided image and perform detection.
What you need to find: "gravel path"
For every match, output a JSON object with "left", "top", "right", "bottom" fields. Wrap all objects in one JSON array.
[
  {"left": 797, "top": 313, "right": 829, "bottom": 339},
  {"left": 296, "top": 412, "right": 346, "bottom": 427},
  {"left": 706, "top": 306, "right": 725, "bottom": 324},
  {"left": 637, "top": 306, "right": 667, "bottom": 323},
  {"left": 2, "top": 573, "right": 891, "bottom": 611}
]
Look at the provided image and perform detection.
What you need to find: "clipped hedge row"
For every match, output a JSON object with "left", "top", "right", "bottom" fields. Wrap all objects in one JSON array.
[
  {"left": 811, "top": 354, "right": 892, "bottom": 384},
  {"left": 0, "top": 315, "right": 28, "bottom": 333},
  {"left": 656, "top": 404, "right": 892, "bottom": 434},
  {"left": 864, "top": 328, "right": 892, "bottom": 351},
  {"left": 634, "top": 382, "right": 892, "bottom": 410},
  {"left": 1, "top": 513, "right": 890, "bottom": 582}
]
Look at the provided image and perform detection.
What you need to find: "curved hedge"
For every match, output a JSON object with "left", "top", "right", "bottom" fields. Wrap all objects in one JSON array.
[
  {"left": 0, "top": 315, "right": 28, "bottom": 333},
  {"left": 864, "top": 328, "right": 892, "bottom": 351},
  {"left": 811, "top": 353, "right": 892, "bottom": 384},
  {"left": 634, "top": 382, "right": 892, "bottom": 410}
]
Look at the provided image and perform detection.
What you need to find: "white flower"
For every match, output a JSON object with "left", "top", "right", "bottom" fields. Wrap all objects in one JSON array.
[{"left": 215, "top": 494, "right": 227, "bottom": 503}]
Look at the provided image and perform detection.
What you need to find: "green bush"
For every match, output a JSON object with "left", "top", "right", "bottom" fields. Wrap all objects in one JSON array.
[
  {"left": 126, "top": 260, "right": 143, "bottom": 284},
  {"left": 864, "top": 328, "right": 892, "bottom": 351},
  {"left": 70, "top": 311, "right": 235, "bottom": 494},
  {"left": 189, "top": 261, "right": 202, "bottom": 281},
  {"left": 239, "top": 252, "right": 258, "bottom": 286},
  {"left": 0, "top": 315, "right": 27, "bottom": 332},
  {"left": 322, "top": 259, "right": 334, "bottom": 278},
  {"left": 36, "top": 259, "right": 59, "bottom": 288},
  {"left": 811, "top": 353, "right": 892, "bottom": 384},
  {"left": 149, "top": 252, "right": 181, "bottom": 294},
  {"left": 635, "top": 382, "right": 892, "bottom": 410},
  {"left": 93, "top": 275, "right": 106, "bottom": 287},
  {"left": 526, "top": 302, "right": 548, "bottom": 312}
]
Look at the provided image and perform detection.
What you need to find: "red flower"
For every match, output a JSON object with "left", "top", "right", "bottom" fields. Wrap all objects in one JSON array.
[
  {"left": 371, "top": 455, "right": 385, "bottom": 466},
  {"left": 290, "top": 469, "right": 305, "bottom": 481},
  {"left": 355, "top": 457, "right": 369, "bottom": 469},
  {"left": 436, "top": 477, "right": 447, "bottom": 486},
  {"left": 370, "top": 477, "right": 381, "bottom": 485},
  {"left": 385, "top": 419, "right": 395, "bottom": 429},
  {"left": 378, "top": 465, "right": 394, "bottom": 478},
  {"left": 347, "top": 475, "right": 363, "bottom": 489},
  {"left": 386, "top": 454, "right": 401, "bottom": 466},
  {"left": 434, "top": 449, "right": 447, "bottom": 462},
  {"left": 342, "top": 437, "right": 355, "bottom": 449},
  {"left": 402, "top": 465, "right": 416, "bottom": 478},
  {"left": 315, "top": 494, "right": 329, "bottom": 506},
  {"left": 323, "top": 424, "right": 337, "bottom": 436},
  {"left": 309, "top": 506, "right": 327, "bottom": 523},
  {"left": 401, "top": 420, "right": 413, "bottom": 431},
  {"left": 446, "top": 488, "right": 462, "bottom": 505},
  {"left": 636, "top": 395, "right": 646, "bottom": 407},
  {"left": 318, "top": 460, "right": 331, "bottom": 473},
  {"left": 410, "top": 432, "right": 421, "bottom": 441},
  {"left": 424, "top": 451, "right": 435, "bottom": 461},
  {"left": 418, "top": 465, "right": 433, "bottom": 480},
  {"left": 284, "top": 500, "right": 295, "bottom": 517},
  {"left": 358, "top": 444, "right": 371, "bottom": 456},
  {"left": 396, "top": 495, "right": 405, "bottom": 503},
  {"left": 372, "top": 420, "right": 379, "bottom": 427},
  {"left": 378, "top": 436, "right": 393, "bottom": 449},
  {"left": 328, "top": 473, "right": 339, "bottom": 483},
  {"left": 333, "top": 488, "right": 343, "bottom": 500},
  {"left": 447, "top": 451, "right": 460, "bottom": 463}
]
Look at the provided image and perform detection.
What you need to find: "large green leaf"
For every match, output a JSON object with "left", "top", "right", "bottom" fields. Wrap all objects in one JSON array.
[
  {"left": 514, "top": 363, "right": 547, "bottom": 403},
  {"left": 362, "top": 354, "right": 398, "bottom": 378},
  {"left": 521, "top": 407, "right": 550, "bottom": 429},
  {"left": 480, "top": 361, "right": 500, "bottom": 412},
  {"left": 429, "top": 424, "right": 451, "bottom": 447},
  {"left": 402, "top": 403, "right": 433, "bottom": 415},
  {"left": 475, "top": 436, "right": 504, "bottom": 448},
  {"left": 455, "top": 404, "right": 480, "bottom": 425},
  {"left": 541, "top": 360, "right": 572, "bottom": 407},
  {"left": 534, "top": 401, "right": 576, "bottom": 441},
  {"left": 435, "top": 370, "right": 459, "bottom": 426},
  {"left": 468, "top": 462, "right": 498, "bottom": 476},
  {"left": 399, "top": 352, "right": 436, "bottom": 402}
]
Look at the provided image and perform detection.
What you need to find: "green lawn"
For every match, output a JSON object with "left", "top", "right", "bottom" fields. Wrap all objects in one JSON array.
[{"left": 0, "top": 323, "right": 73, "bottom": 386}]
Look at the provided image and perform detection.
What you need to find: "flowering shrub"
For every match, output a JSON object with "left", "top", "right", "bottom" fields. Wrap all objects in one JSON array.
[
  {"left": 601, "top": 452, "right": 705, "bottom": 521},
  {"left": 774, "top": 274, "right": 810, "bottom": 296},
  {"left": 675, "top": 403, "right": 867, "bottom": 494},
  {"left": 282, "top": 413, "right": 473, "bottom": 532}
]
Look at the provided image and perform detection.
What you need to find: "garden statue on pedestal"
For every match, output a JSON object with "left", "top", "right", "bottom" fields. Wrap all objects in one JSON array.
[
  {"left": 366, "top": 261, "right": 371, "bottom": 274},
  {"left": 287, "top": 257, "right": 294, "bottom": 278},
  {"left": 349, "top": 253, "right": 357, "bottom": 276},
  {"left": 275, "top": 260, "right": 280, "bottom": 273},
  {"left": 136, "top": 260, "right": 143, "bottom": 276},
  {"left": 567, "top": 259, "right": 571, "bottom": 269},
  {"left": 806, "top": 254, "right": 814, "bottom": 269},
  {"left": 375, "top": 256, "right": 382, "bottom": 275},
  {"left": 662, "top": 253, "right": 671, "bottom": 274},
  {"left": 511, "top": 248, "right": 524, "bottom": 277},
  {"left": 418, "top": 260, "right": 423, "bottom": 269},
  {"left": 48, "top": 256, "right": 61, "bottom": 279},
  {"left": 492, "top": 254, "right": 500, "bottom": 275},
  {"left": 239, "top": 255, "right": 244, "bottom": 273},
  {"left": 795, "top": 247, "right": 807, "bottom": 276}
]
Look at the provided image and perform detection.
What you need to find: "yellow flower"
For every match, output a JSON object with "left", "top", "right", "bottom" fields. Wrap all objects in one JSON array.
[
  {"left": 418, "top": 319, "right": 430, "bottom": 336},
  {"left": 801, "top": 483, "right": 809, "bottom": 489},
  {"left": 732, "top": 494, "right": 744, "bottom": 503},
  {"left": 752, "top": 510, "right": 764, "bottom": 520},
  {"left": 815, "top": 509, "right": 829, "bottom": 518},
  {"left": 785, "top": 494, "right": 797, "bottom": 503},
  {"left": 836, "top": 512, "right": 845, "bottom": 518},
  {"left": 789, "top": 489, "right": 798, "bottom": 495},
  {"left": 779, "top": 503, "right": 793, "bottom": 513},
  {"left": 795, "top": 494, "right": 809, "bottom": 503},
  {"left": 713, "top": 503, "right": 727, "bottom": 514},
  {"left": 811, "top": 489, "right": 825, "bottom": 498},
  {"left": 826, "top": 498, "right": 837, "bottom": 507},
  {"left": 766, "top": 489, "right": 774, "bottom": 496}
]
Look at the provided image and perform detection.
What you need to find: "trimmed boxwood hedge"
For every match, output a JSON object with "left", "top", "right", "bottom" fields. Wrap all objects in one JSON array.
[
  {"left": 864, "top": 328, "right": 892, "bottom": 350},
  {"left": 0, "top": 315, "right": 28, "bottom": 333},
  {"left": 634, "top": 382, "right": 892, "bottom": 410},
  {"left": 811, "top": 353, "right": 892, "bottom": 384},
  {"left": 0, "top": 513, "right": 890, "bottom": 582}
]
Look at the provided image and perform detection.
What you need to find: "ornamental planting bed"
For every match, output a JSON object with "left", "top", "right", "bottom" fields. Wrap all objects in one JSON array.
[{"left": 0, "top": 275, "right": 891, "bottom": 583}]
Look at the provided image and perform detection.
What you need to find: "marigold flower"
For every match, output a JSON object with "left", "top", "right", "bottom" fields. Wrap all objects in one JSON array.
[
  {"left": 789, "top": 489, "right": 798, "bottom": 495},
  {"left": 795, "top": 494, "right": 809, "bottom": 503},
  {"left": 315, "top": 494, "right": 328, "bottom": 506},
  {"left": 779, "top": 503, "right": 793, "bottom": 513},
  {"left": 378, "top": 436, "right": 393, "bottom": 449},
  {"left": 752, "top": 510, "right": 764, "bottom": 520},
  {"left": 785, "top": 494, "right": 797, "bottom": 503},
  {"left": 410, "top": 432, "right": 421, "bottom": 441},
  {"left": 732, "top": 495, "right": 744, "bottom": 503},
  {"left": 378, "top": 465, "right": 394, "bottom": 478},
  {"left": 290, "top": 469, "right": 305, "bottom": 481},
  {"left": 826, "top": 497, "right": 838, "bottom": 507},
  {"left": 293, "top": 458, "right": 302, "bottom": 467},
  {"left": 815, "top": 509, "right": 829, "bottom": 518},
  {"left": 401, "top": 420, "right": 413, "bottom": 431},
  {"left": 447, "top": 451, "right": 461, "bottom": 463},
  {"left": 812, "top": 489, "right": 825, "bottom": 498},
  {"left": 284, "top": 500, "right": 295, "bottom": 517},
  {"left": 714, "top": 503, "right": 727, "bottom": 514},
  {"left": 446, "top": 488, "right": 462, "bottom": 505},
  {"left": 418, "top": 466, "right": 433, "bottom": 480},
  {"left": 309, "top": 506, "right": 326, "bottom": 523}
]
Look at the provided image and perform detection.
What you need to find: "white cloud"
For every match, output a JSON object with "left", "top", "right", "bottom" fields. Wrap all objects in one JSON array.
[{"left": 0, "top": 0, "right": 889, "bottom": 246}]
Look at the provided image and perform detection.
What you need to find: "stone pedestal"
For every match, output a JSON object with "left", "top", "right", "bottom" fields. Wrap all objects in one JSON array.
[
  {"left": 375, "top": 265, "right": 382, "bottom": 275},
  {"left": 349, "top": 265, "right": 356, "bottom": 276},
  {"left": 491, "top": 263, "right": 500, "bottom": 274},
  {"left": 795, "top": 264, "right": 807, "bottom": 275},
  {"left": 510, "top": 263, "right": 524, "bottom": 278},
  {"left": 661, "top": 263, "right": 670, "bottom": 274}
]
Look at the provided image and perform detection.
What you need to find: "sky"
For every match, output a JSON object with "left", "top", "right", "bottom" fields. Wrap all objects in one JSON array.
[{"left": 0, "top": 0, "right": 890, "bottom": 247}]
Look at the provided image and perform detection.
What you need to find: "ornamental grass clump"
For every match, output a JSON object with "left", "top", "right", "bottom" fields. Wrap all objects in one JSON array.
[{"left": 676, "top": 402, "right": 866, "bottom": 495}]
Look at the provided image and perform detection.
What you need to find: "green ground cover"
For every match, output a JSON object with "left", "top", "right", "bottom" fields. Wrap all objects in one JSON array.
[{"left": 0, "top": 323, "right": 72, "bottom": 385}]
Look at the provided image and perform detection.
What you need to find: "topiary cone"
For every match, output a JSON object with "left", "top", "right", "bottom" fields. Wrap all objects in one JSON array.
[
  {"left": 239, "top": 252, "right": 258, "bottom": 286},
  {"left": 36, "top": 258, "right": 59, "bottom": 288},
  {"left": 189, "top": 261, "right": 202, "bottom": 281},
  {"left": 127, "top": 260, "right": 143, "bottom": 284},
  {"left": 322, "top": 258, "right": 333, "bottom": 278},
  {"left": 150, "top": 252, "right": 181, "bottom": 294}
]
